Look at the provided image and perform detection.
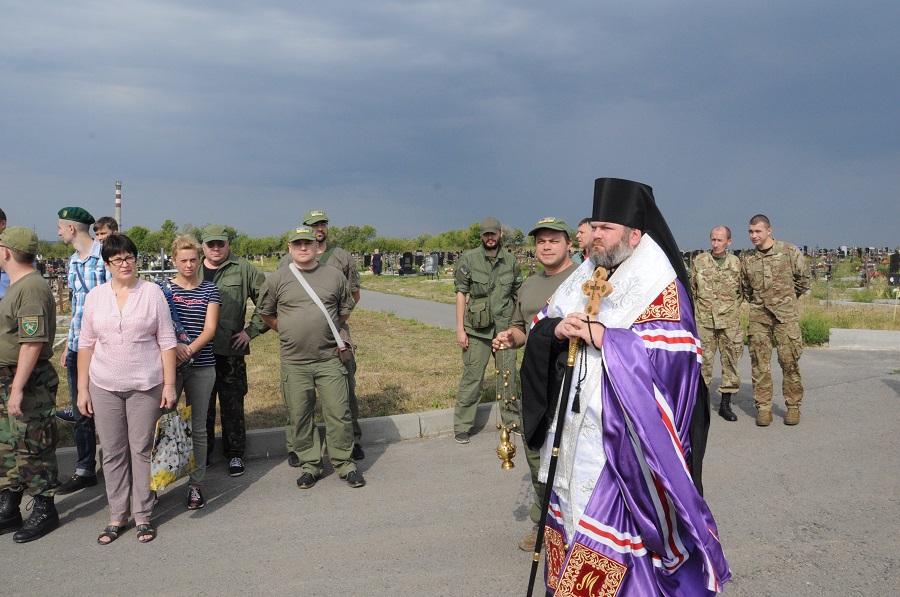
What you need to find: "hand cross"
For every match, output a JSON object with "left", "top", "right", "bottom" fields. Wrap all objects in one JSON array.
[{"left": 581, "top": 267, "right": 613, "bottom": 316}]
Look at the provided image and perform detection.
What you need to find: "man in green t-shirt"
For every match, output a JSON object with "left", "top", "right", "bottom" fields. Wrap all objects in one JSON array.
[
  {"left": 0, "top": 227, "right": 61, "bottom": 543},
  {"left": 493, "top": 217, "right": 577, "bottom": 551},
  {"left": 259, "top": 227, "right": 363, "bottom": 489}
]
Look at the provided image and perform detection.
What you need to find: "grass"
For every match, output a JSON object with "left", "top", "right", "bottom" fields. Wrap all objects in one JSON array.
[
  {"left": 53, "top": 308, "right": 504, "bottom": 446},
  {"left": 361, "top": 272, "right": 457, "bottom": 304}
]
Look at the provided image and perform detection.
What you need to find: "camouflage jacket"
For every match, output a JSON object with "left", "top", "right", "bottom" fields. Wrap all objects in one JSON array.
[
  {"left": 741, "top": 239, "right": 810, "bottom": 323},
  {"left": 202, "top": 253, "right": 269, "bottom": 356},
  {"left": 690, "top": 252, "right": 743, "bottom": 329}
]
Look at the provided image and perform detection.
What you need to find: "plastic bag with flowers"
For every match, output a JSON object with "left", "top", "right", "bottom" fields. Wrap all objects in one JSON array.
[{"left": 150, "top": 406, "right": 195, "bottom": 491}]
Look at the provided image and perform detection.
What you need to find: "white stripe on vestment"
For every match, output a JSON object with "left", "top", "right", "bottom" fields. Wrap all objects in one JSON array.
[
  {"left": 613, "top": 369, "right": 688, "bottom": 572},
  {"left": 653, "top": 386, "right": 691, "bottom": 476},
  {"left": 577, "top": 515, "right": 648, "bottom": 557}
]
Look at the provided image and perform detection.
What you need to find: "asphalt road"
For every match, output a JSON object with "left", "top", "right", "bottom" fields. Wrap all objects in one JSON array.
[{"left": 4, "top": 294, "right": 898, "bottom": 596}]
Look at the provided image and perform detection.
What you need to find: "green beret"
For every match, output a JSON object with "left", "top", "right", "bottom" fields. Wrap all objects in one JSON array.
[
  {"left": 302, "top": 210, "right": 329, "bottom": 225},
  {"left": 0, "top": 226, "right": 39, "bottom": 255},
  {"left": 528, "top": 217, "right": 572, "bottom": 238},
  {"left": 57, "top": 207, "right": 95, "bottom": 225},
  {"left": 201, "top": 224, "right": 229, "bottom": 243},
  {"left": 288, "top": 226, "right": 317, "bottom": 242}
]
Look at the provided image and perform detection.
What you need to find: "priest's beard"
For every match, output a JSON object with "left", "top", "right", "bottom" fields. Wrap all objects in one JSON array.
[{"left": 590, "top": 233, "right": 634, "bottom": 269}]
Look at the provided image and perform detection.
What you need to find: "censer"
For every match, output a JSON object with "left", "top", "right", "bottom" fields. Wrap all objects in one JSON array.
[{"left": 494, "top": 342, "right": 517, "bottom": 470}]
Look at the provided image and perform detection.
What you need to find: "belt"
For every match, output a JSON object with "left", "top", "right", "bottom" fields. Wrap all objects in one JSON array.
[{"left": 0, "top": 365, "right": 16, "bottom": 378}]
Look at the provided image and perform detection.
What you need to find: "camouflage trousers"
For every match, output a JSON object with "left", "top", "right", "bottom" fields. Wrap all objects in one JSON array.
[
  {"left": 698, "top": 324, "right": 744, "bottom": 395},
  {"left": 748, "top": 318, "right": 804, "bottom": 410},
  {"left": 0, "top": 361, "right": 59, "bottom": 497},
  {"left": 207, "top": 355, "right": 248, "bottom": 459}
]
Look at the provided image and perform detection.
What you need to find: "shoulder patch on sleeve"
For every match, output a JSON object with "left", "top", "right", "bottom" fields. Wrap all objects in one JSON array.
[
  {"left": 20, "top": 315, "right": 42, "bottom": 337},
  {"left": 634, "top": 281, "right": 681, "bottom": 324}
]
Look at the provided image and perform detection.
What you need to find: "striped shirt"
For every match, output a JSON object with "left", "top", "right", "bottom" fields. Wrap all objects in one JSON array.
[
  {"left": 67, "top": 240, "right": 109, "bottom": 351},
  {"left": 169, "top": 280, "right": 221, "bottom": 367}
]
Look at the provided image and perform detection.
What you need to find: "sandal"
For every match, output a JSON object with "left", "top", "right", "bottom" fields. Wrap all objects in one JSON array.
[
  {"left": 97, "top": 524, "right": 127, "bottom": 545},
  {"left": 136, "top": 523, "right": 157, "bottom": 543}
]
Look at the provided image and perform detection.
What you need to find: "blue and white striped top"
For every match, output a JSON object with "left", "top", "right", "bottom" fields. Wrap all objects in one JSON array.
[{"left": 169, "top": 280, "right": 222, "bottom": 367}]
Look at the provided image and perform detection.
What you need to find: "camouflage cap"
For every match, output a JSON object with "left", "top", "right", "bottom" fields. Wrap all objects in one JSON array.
[
  {"left": 288, "top": 226, "right": 317, "bottom": 242},
  {"left": 57, "top": 207, "right": 95, "bottom": 225},
  {"left": 201, "top": 224, "right": 229, "bottom": 243},
  {"left": 479, "top": 217, "right": 501, "bottom": 234},
  {"left": 303, "top": 210, "right": 329, "bottom": 225},
  {"left": 528, "top": 217, "right": 572, "bottom": 239},
  {"left": 0, "top": 226, "right": 39, "bottom": 255}
]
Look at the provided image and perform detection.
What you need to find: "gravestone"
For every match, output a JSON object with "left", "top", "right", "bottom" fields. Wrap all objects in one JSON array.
[{"left": 400, "top": 252, "right": 415, "bottom": 275}]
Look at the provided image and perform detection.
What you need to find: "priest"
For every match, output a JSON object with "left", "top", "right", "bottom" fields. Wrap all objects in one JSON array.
[{"left": 522, "top": 178, "right": 730, "bottom": 595}]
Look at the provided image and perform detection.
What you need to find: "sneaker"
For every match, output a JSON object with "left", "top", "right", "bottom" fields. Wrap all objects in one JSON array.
[
  {"left": 454, "top": 432, "right": 470, "bottom": 444},
  {"left": 55, "top": 408, "right": 76, "bottom": 423},
  {"left": 228, "top": 457, "right": 245, "bottom": 477},
  {"left": 56, "top": 474, "right": 98, "bottom": 495},
  {"left": 287, "top": 452, "right": 300, "bottom": 468},
  {"left": 341, "top": 470, "right": 366, "bottom": 488},
  {"left": 351, "top": 443, "right": 365, "bottom": 460},
  {"left": 296, "top": 472, "right": 317, "bottom": 489},
  {"left": 187, "top": 485, "right": 205, "bottom": 510}
]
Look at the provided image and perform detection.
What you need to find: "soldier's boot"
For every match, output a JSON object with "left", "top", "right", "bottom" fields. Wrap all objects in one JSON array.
[
  {"left": 755, "top": 407, "right": 773, "bottom": 427},
  {"left": 718, "top": 394, "right": 738, "bottom": 422},
  {"left": 784, "top": 407, "right": 801, "bottom": 426},
  {"left": 12, "top": 495, "right": 59, "bottom": 543},
  {"left": 518, "top": 525, "right": 539, "bottom": 552},
  {"left": 0, "top": 489, "right": 24, "bottom": 535}
]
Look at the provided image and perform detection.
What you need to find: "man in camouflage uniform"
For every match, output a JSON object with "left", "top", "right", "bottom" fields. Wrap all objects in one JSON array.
[
  {"left": 691, "top": 226, "right": 743, "bottom": 422},
  {"left": 0, "top": 227, "right": 60, "bottom": 543},
  {"left": 201, "top": 224, "right": 269, "bottom": 477},
  {"left": 741, "top": 215, "right": 811, "bottom": 426},
  {"left": 453, "top": 217, "right": 522, "bottom": 444},
  {"left": 278, "top": 210, "right": 365, "bottom": 460}
]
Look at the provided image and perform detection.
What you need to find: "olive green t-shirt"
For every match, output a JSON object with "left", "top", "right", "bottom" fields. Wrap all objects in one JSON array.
[
  {"left": 0, "top": 270, "right": 56, "bottom": 365},
  {"left": 258, "top": 263, "right": 355, "bottom": 365},
  {"left": 278, "top": 245, "right": 361, "bottom": 295},
  {"left": 509, "top": 263, "right": 578, "bottom": 342}
]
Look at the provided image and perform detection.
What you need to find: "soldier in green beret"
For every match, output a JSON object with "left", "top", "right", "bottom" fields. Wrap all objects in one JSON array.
[
  {"left": 56, "top": 206, "right": 107, "bottom": 495},
  {"left": 0, "top": 227, "right": 61, "bottom": 542},
  {"left": 453, "top": 217, "right": 522, "bottom": 444}
]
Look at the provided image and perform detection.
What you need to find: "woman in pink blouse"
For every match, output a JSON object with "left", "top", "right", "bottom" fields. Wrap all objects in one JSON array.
[{"left": 76, "top": 234, "right": 177, "bottom": 544}]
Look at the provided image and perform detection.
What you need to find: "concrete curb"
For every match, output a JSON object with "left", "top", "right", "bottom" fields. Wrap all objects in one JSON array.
[
  {"left": 828, "top": 328, "right": 900, "bottom": 351},
  {"left": 55, "top": 401, "right": 501, "bottom": 474}
]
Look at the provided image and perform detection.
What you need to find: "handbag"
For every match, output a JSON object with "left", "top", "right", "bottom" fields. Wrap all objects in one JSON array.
[
  {"left": 150, "top": 405, "right": 194, "bottom": 491},
  {"left": 288, "top": 264, "right": 354, "bottom": 363},
  {"left": 159, "top": 280, "right": 194, "bottom": 374}
]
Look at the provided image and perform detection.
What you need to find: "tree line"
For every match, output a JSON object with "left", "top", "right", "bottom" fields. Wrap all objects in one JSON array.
[{"left": 37, "top": 220, "right": 530, "bottom": 259}]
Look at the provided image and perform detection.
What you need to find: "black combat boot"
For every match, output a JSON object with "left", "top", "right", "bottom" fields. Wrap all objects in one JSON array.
[
  {"left": 718, "top": 393, "right": 738, "bottom": 422},
  {"left": 0, "top": 489, "right": 24, "bottom": 535},
  {"left": 12, "top": 494, "right": 59, "bottom": 543}
]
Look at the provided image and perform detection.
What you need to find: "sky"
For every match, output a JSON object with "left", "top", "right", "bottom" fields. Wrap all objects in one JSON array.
[{"left": 1, "top": 1, "right": 898, "bottom": 251}]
